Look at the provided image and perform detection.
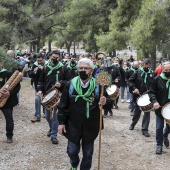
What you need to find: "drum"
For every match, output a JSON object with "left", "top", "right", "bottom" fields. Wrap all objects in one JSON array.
[
  {"left": 137, "top": 93, "right": 153, "bottom": 112},
  {"left": 41, "top": 89, "right": 61, "bottom": 109},
  {"left": 161, "top": 103, "right": 170, "bottom": 125},
  {"left": 106, "top": 85, "right": 120, "bottom": 100}
]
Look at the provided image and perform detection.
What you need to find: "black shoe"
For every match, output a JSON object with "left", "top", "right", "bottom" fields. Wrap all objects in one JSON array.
[
  {"left": 7, "top": 137, "right": 13, "bottom": 143},
  {"left": 129, "top": 125, "right": 134, "bottom": 130},
  {"left": 109, "top": 111, "right": 113, "bottom": 116},
  {"left": 115, "top": 105, "right": 118, "bottom": 109},
  {"left": 31, "top": 117, "right": 40, "bottom": 123},
  {"left": 163, "top": 137, "right": 169, "bottom": 148},
  {"left": 47, "top": 130, "right": 51, "bottom": 137},
  {"left": 156, "top": 145, "right": 162, "bottom": 155},
  {"left": 51, "top": 137, "right": 58, "bottom": 144},
  {"left": 142, "top": 131, "right": 150, "bottom": 137}
]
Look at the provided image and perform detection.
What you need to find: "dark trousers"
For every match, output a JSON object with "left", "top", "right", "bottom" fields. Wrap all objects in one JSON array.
[
  {"left": 1, "top": 108, "right": 14, "bottom": 138},
  {"left": 156, "top": 115, "right": 170, "bottom": 146},
  {"left": 67, "top": 140, "right": 94, "bottom": 170},
  {"left": 131, "top": 102, "right": 150, "bottom": 132}
]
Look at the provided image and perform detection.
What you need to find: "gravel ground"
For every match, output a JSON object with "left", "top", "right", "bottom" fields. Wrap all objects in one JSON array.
[{"left": 0, "top": 78, "right": 170, "bottom": 170}]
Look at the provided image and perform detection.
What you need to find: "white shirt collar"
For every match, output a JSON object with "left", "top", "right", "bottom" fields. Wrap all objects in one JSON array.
[{"left": 80, "top": 79, "right": 90, "bottom": 88}]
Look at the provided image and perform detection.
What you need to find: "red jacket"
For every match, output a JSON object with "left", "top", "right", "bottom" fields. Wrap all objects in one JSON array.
[{"left": 155, "top": 65, "right": 162, "bottom": 75}]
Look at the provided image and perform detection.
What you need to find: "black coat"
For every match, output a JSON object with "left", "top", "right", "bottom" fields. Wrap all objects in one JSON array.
[
  {"left": 107, "top": 65, "right": 121, "bottom": 88},
  {"left": 0, "top": 71, "right": 20, "bottom": 109},
  {"left": 128, "top": 69, "right": 156, "bottom": 101},
  {"left": 58, "top": 80, "right": 109, "bottom": 144},
  {"left": 64, "top": 65, "right": 78, "bottom": 81},
  {"left": 37, "top": 64, "right": 66, "bottom": 94},
  {"left": 148, "top": 76, "right": 170, "bottom": 119},
  {"left": 29, "top": 64, "right": 42, "bottom": 92}
]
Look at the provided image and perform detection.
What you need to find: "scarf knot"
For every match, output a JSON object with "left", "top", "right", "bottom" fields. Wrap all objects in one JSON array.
[
  {"left": 71, "top": 76, "right": 96, "bottom": 118},
  {"left": 47, "top": 61, "right": 63, "bottom": 76},
  {"left": 140, "top": 67, "right": 151, "bottom": 83}
]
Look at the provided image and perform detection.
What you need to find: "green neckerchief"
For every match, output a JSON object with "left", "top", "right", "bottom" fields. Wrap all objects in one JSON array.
[
  {"left": 47, "top": 61, "right": 63, "bottom": 76},
  {"left": 0, "top": 68, "right": 7, "bottom": 73},
  {"left": 67, "top": 62, "right": 77, "bottom": 70},
  {"left": 130, "top": 66, "right": 136, "bottom": 73},
  {"left": 139, "top": 66, "right": 142, "bottom": 70},
  {"left": 140, "top": 67, "right": 151, "bottom": 83},
  {"left": 34, "top": 60, "right": 48, "bottom": 67},
  {"left": 160, "top": 72, "right": 170, "bottom": 99},
  {"left": 71, "top": 76, "right": 96, "bottom": 118}
]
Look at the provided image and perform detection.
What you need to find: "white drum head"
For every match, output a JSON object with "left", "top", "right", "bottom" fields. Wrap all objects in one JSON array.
[
  {"left": 162, "top": 104, "right": 170, "bottom": 119},
  {"left": 137, "top": 94, "right": 151, "bottom": 106},
  {"left": 42, "top": 90, "right": 56, "bottom": 102},
  {"left": 106, "top": 85, "right": 117, "bottom": 95}
]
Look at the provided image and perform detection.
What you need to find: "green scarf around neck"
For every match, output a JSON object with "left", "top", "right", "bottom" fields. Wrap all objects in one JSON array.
[
  {"left": 160, "top": 72, "right": 170, "bottom": 99},
  {"left": 140, "top": 67, "right": 151, "bottom": 83},
  {"left": 34, "top": 60, "right": 48, "bottom": 67},
  {"left": 0, "top": 68, "right": 7, "bottom": 73},
  {"left": 130, "top": 66, "right": 136, "bottom": 73},
  {"left": 71, "top": 76, "right": 96, "bottom": 118},
  {"left": 67, "top": 62, "right": 77, "bottom": 70},
  {"left": 47, "top": 61, "right": 63, "bottom": 76}
]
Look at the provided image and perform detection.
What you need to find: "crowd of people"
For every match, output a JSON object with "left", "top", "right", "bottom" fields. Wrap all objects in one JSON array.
[{"left": 1, "top": 48, "right": 170, "bottom": 169}]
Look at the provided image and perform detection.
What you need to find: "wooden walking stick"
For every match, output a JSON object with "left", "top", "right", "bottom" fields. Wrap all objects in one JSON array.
[{"left": 96, "top": 71, "right": 112, "bottom": 170}]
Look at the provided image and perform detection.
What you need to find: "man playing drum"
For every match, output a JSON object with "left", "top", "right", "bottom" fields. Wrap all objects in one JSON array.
[
  {"left": 148, "top": 61, "right": 170, "bottom": 155},
  {"left": 37, "top": 50, "right": 66, "bottom": 144},
  {"left": 128, "top": 58, "right": 156, "bottom": 137}
]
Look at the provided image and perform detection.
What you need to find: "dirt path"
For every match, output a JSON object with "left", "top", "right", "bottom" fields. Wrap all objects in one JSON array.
[{"left": 0, "top": 78, "right": 170, "bottom": 170}]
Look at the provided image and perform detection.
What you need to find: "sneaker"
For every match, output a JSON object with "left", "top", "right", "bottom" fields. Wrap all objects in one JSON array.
[
  {"left": 121, "top": 99, "right": 124, "bottom": 103},
  {"left": 130, "top": 111, "right": 134, "bottom": 116},
  {"left": 163, "top": 137, "right": 169, "bottom": 148},
  {"left": 156, "top": 145, "right": 162, "bottom": 155},
  {"left": 47, "top": 130, "right": 51, "bottom": 137},
  {"left": 7, "top": 137, "right": 13, "bottom": 143},
  {"left": 31, "top": 117, "right": 40, "bottom": 123},
  {"left": 126, "top": 99, "right": 130, "bottom": 103},
  {"left": 30, "top": 85, "right": 33, "bottom": 88},
  {"left": 103, "top": 114, "right": 107, "bottom": 118},
  {"left": 51, "top": 137, "right": 58, "bottom": 144}
]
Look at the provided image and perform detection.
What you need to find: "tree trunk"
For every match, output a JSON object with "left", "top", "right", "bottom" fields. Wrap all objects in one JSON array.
[
  {"left": 66, "top": 41, "right": 71, "bottom": 53},
  {"left": 48, "top": 40, "right": 51, "bottom": 52},
  {"left": 29, "top": 43, "right": 33, "bottom": 52},
  {"left": 150, "top": 49, "right": 156, "bottom": 70}
]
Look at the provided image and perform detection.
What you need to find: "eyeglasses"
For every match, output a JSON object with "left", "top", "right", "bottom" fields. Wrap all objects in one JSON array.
[{"left": 78, "top": 67, "right": 92, "bottom": 71}]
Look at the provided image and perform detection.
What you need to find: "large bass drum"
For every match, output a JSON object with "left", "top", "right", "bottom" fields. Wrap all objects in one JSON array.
[
  {"left": 161, "top": 103, "right": 170, "bottom": 125},
  {"left": 137, "top": 93, "right": 153, "bottom": 112}
]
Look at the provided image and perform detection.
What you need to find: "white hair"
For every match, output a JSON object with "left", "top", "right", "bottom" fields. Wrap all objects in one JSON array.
[{"left": 78, "top": 58, "right": 94, "bottom": 68}]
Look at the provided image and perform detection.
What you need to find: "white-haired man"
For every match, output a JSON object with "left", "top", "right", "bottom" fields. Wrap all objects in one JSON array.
[{"left": 58, "top": 58, "right": 108, "bottom": 170}]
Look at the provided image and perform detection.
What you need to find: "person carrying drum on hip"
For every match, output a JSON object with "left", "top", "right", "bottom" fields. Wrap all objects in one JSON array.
[
  {"left": 128, "top": 58, "right": 156, "bottom": 137},
  {"left": 37, "top": 50, "right": 66, "bottom": 144},
  {"left": 148, "top": 61, "right": 170, "bottom": 155},
  {"left": 103, "top": 57, "right": 121, "bottom": 117}
]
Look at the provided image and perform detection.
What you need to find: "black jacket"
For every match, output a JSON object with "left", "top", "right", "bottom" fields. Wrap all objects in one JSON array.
[
  {"left": 37, "top": 64, "right": 66, "bottom": 94},
  {"left": 0, "top": 71, "right": 20, "bottom": 109},
  {"left": 64, "top": 65, "right": 78, "bottom": 81},
  {"left": 128, "top": 69, "right": 156, "bottom": 101},
  {"left": 148, "top": 76, "right": 170, "bottom": 119},
  {"left": 107, "top": 65, "right": 121, "bottom": 88},
  {"left": 58, "top": 80, "right": 109, "bottom": 144}
]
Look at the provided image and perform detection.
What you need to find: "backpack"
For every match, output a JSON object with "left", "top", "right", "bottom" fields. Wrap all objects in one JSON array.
[{"left": 69, "top": 82, "right": 100, "bottom": 99}]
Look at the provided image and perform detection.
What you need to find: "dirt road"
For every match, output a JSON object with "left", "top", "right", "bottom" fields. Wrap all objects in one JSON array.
[{"left": 0, "top": 79, "right": 169, "bottom": 170}]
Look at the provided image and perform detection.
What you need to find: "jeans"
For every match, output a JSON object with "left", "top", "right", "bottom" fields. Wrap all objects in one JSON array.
[
  {"left": 1, "top": 108, "right": 14, "bottom": 138},
  {"left": 131, "top": 102, "right": 150, "bottom": 132},
  {"left": 35, "top": 95, "right": 41, "bottom": 119},
  {"left": 156, "top": 115, "right": 170, "bottom": 146},
  {"left": 45, "top": 108, "right": 58, "bottom": 138},
  {"left": 67, "top": 140, "right": 94, "bottom": 170},
  {"left": 120, "top": 86, "right": 130, "bottom": 100},
  {"left": 129, "top": 93, "right": 134, "bottom": 112}
]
